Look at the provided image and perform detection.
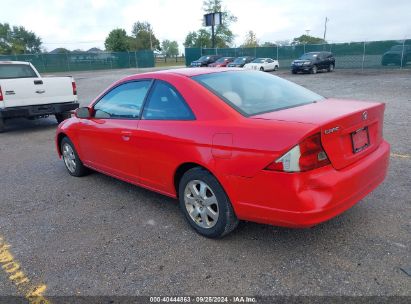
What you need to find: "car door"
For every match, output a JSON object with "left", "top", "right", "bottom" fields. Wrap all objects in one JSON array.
[
  {"left": 266, "top": 59, "right": 274, "bottom": 70},
  {"left": 136, "top": 80, "right": 196, "bottom": 193},
  {"left": 77, "top": 80, "right": 152, "bottom": 182}
]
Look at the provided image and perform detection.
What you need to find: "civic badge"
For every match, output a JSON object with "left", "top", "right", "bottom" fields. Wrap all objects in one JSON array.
[{"left": 362, "top": 111, "right": 368, "bottom": 120}]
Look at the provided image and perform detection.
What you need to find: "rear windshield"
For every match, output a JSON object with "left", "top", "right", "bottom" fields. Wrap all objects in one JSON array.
[
  {"left": 0, "top": 64, "right": 37, "bottom": 79},
  {"left": 251, "top": 58, "right": 265, "bottom": 63},
  {"left": 192, "top": 71, "right": 324, "bottom": 116}
]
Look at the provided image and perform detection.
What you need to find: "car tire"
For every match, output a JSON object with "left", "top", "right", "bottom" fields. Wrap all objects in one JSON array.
[
  {"left": 291, "top": 70, "right": 297, "bottom": 74},
  {"left": 56, "top": 112, "right": 71, "bottom": 124},
  {"left": 259, "top": 66, "right": 265, "bottom": 71},
  {"left": 311, "top": 65, "right": 318, "bottom": 74},
  {"left": 274, "top": 65, "right": 279, "bottom": 71},
  {"left": 0, "top": 118, "right": 5, "bottom": 133},
  {"left": 178, "top": 167, "right": 239, "bottom": 238},
  {"left": 60, "top": 137, "right": 89, "bottom": 177},
  {"left": 327, "top": 64, "right": 335, "bottom": 72}
]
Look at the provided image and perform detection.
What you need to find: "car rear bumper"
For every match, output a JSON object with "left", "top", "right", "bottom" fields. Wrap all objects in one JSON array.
[
  {"left": 0, "top": 102, "right": 79, "bottom": 119},
  {"left": 230, "top": 140, "right": 390, "bottom": 228}
]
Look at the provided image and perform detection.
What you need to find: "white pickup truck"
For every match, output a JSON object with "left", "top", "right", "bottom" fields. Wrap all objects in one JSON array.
[{"left": 0, "top": 61, "right": 79, "bottom": 132}]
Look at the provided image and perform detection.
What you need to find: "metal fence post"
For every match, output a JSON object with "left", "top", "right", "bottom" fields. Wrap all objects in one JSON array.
[
  {"left": 361, "top": 41, "right": 366, "bottom": 71},
  {"left": 303, "top": 44, "right": 306, "bottom": 54},
  {"left": 134, "top": 51, "right": 138, "bottom": 68},
  {"left": 276, "top": 45, "right": 279, "bottom": 61},
  {"left": 66, "top": 52, "right": 70, "bottom": 72},
  {"left": 400, "top": 39, "right": 405, "bottom": 69}
]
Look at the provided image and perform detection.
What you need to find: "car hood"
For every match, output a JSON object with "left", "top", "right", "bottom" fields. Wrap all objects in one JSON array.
[{"left": 293, "top": 59, "right": 312, "bottom": 64}]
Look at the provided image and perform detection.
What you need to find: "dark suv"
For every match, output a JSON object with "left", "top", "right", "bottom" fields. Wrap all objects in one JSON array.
[
  {"left": 291, "top": 52, "right": 335, "bottom": 74},
  {"left": 227, "top": 56, "right": 255, "bottom": 67},
  {"left": 190, "top": 55, "right": 222, "bottom": 67},
  {"left": 381, "top": 45, "right": 411, "bottom": 66}
]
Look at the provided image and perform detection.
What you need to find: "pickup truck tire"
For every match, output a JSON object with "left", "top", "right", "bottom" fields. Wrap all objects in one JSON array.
[
  {"left": 0, "top": 118, "right": 4, "bottom": 133},
  {"left": 61, "top": 137, "right": 89, "bottom": 177},
  {"left": 55, "top": 113, "right": 71, "bottom": 124}
]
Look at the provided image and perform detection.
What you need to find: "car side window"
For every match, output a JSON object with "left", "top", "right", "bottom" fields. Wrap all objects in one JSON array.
[
  {"left": 142, "top": 81, "right": 195, "bottom": 120},
  {"left": 93, "top": 81, "right": 151, "bottom": 119}
]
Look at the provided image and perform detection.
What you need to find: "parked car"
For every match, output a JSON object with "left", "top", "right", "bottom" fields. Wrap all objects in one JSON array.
[
  {"left": 190, "top": 55, "right": 222, "bottom": 67},
  {"left": 56, "top": 68, "right": 389, "bottom": 238},
  {"left": 208, "top": 57, "right": 235, "bottom": 67},
  {"left": 227, "top": 56, "right": 255, "bottom": 67},
  {"left": 0, "top": 61, "right": 79, "bottom": 132},
  {"left": 244, "top": 58, "right": 279, "bottom": 71},
  {"left": 291, "top": 52, "right": 335, "bottom": 74},
  {"left": 381, "top": 45, "right": 411, "bottom": 66}
]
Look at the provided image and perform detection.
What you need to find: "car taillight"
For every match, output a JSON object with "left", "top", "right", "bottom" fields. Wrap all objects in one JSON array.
[
  {"left": 0, "top": 86, "right": 3, "bottom": 101},
  {"left": 72, "top": 81, "right": 77, "bottom": 95},
  {"left": 265, "top": 133, "right": 330, "bottom": 172}
]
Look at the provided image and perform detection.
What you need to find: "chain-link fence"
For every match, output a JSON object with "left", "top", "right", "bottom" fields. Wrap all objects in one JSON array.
[
  {"left": 185, "top": 39, "right": 411, "bottom": 70},
  {"left": 0, "top": 50, "right": 155, "bottom": 73}
]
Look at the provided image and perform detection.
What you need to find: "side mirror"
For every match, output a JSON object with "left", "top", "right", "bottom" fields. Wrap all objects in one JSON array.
[{"left": 75, "top": 107, "right": 92, "bottom": 119}]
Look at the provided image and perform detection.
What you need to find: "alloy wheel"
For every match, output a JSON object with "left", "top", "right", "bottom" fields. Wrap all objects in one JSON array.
[{"left": 184, "top": 180, "right": 219, "bottom": 229}]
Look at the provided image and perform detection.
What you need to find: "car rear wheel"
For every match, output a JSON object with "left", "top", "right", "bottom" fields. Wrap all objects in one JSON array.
[
  {"left": 327, "top": 64, "right": 335, "bottom": 72},
  {"left": 274, "top": 65, "right": 279, "bottom": 71},
  {"left": 311, "top": 65, "right": 318, "bottom": 74},
  {"left": 178, "top": 167, "right": 239, "bottom": 238},
  {"left": 56, "top": 112, "right": 71, "bottom": 124},
  {"left": 61, "top": 137, "right": 89, "bottom": 177},
  {"left": 0, "top": 118, "right": 5, "bottom": 133}
]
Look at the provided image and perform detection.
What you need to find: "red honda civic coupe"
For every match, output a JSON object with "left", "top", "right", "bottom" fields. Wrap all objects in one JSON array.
[{"left": 56, "top": 68, "right": 390, "bottom": 238}]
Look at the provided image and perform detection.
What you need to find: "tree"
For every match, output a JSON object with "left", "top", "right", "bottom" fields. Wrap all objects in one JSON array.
[
  {"left": 131, "top": 21, "right": 160, "bottom": 51},
  {"left": 292, "top": 35, "right": 325, "bottom": 45},
  {"left": 0, "top": 23, "right": 42, "bottom": 54},
  {"left": 104, "top": 29, "right": 130, "bottom": 52},
  {"left": 261, "top": 41, "right": 276, "bottom": 47},
  {"left": 242, "top": 31, "right": 259, "bottom": 48},
  {"left": 161, "top": 40, "right": 179, "bottom": 57},
  {"left": 183, "top": 31, "right": 198, "bottom": 48}
]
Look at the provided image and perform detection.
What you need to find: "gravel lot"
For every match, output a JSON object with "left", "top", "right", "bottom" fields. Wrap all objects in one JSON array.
[{"left": 0, "top": 67, "right": 410, "bottom": 299}]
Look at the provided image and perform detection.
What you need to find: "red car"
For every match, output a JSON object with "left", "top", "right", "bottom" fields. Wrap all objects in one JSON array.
[
  {"left": 56, "top": 68, "right": 390, "bottom": 238},
  {"left": 208, "top": 57, "right": 235, "bottom": 67}
]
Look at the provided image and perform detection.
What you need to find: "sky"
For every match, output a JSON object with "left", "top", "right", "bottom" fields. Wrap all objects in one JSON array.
[{"left": 1, "top": 0, "right": 411, "bottom": 52}]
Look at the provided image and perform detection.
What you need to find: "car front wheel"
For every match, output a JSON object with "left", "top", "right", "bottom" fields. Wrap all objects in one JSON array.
[
  {"left": 327, "top": 64, "right": 335, "bottom": 72},
  {"left": 61, "top": 137, "right": 89, "bottom": 177},
  {"left": 311, "top": 65, "right": 318, "bottom": 74},
  {"left": 179, "top": 167, "right": 239, "bottom": 238}
]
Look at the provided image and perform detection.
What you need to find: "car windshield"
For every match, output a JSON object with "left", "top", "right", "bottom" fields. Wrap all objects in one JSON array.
[
  {"left": 192, "top": 71, "right": 324, "bottom": 116},
  {"left": 251, "top": 58, "right": 265, "bottom": 63},
  {"left": 215, "top": 57, "right": 228, "bottom": 63},
  {"left": 299, "top": 53, "right": 318, "bottom": 60},
  {"left": 198, "top": 56, "right": 210, "bottom": 61},
  {"left": 233, "top": 57, "right": 247, "bottom": 63}
]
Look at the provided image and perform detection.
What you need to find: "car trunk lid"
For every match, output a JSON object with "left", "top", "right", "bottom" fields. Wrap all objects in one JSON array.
[{"left": 251, "top": 99, "right": 385, "bottom": 170}]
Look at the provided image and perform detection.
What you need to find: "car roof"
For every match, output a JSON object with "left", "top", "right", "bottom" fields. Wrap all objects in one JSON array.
[
  {"left": 0, "top": 61, "right": 30, "bottom": 65},
  {"left": 146, "top": 67, "right": 244, "bottom": 77}
]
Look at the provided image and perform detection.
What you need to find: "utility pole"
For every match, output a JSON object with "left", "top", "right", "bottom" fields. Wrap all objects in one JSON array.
[
  {"left": 149, "top": 24, "right": 153, "bottom": 50},
  {"left": 305, "top": 29, "right": 310, "bottom": 36},
  {"left": 323, "top": 17, "right": 329, "bottom": 41}
]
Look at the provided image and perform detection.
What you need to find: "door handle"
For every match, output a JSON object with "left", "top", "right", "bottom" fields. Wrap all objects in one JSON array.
[
  {"left": 121, "top": 131, "right": 132, "bottom": 142},
  {"left": 35, "top": 89, "right": 45, "bottom": 94}
]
